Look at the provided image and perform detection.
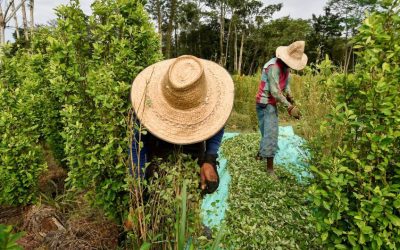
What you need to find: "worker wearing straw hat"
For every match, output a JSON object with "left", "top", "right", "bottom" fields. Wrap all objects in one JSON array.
[
  {"left": 256, "top": 41, "right": 307, "bottom": 176},
  {"left": 130, "top": 55, "right": 234, "bottom": 194}
]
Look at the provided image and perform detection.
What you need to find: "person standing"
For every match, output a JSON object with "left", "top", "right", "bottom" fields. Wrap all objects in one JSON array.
[{"left": 256, "top": 41, "right": 307, "bottom": 175}]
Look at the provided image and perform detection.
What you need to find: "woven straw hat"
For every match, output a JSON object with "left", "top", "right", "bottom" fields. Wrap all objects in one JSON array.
[
  {"left": 276, "top": 41, "right": 308, "bottom": 70},
  {"left": 130, "top": 55, "right": 234, "bottom": 145}
]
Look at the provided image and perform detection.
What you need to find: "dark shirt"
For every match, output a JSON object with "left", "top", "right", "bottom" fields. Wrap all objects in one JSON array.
[{"left": 130, "top": 121, "right": 224, "bottom": 177}]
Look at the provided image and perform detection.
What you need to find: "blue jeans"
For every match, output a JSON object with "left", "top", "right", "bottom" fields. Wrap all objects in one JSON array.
[{"left": 256, "top": 103, "right": 278, "bottom": 158}]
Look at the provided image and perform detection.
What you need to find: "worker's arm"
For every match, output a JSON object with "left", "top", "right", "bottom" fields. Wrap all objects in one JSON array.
[
  {"left": 284, "top": 81, "right": 295, "bottom": 105},
  {"left": 200, "top": 127, "right": 224, "bottom": 194},
  {"left": 205, "top": 127, "right": 224, "bottom": 157},
  {"left": 267, "top": 66, "right": 291, "bottom": 107}
]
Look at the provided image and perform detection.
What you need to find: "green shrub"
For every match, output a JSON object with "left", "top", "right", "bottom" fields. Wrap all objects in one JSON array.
[
  {"left": 126, "top": 154, "right": 205, "bottom": 248},
  {"left": 43, "top": 0, "right": 161, "bottom": 219},
  {"left": 0, "top": 224, "right": 24, "bottom": 250},
  {"left": 0, "top": 49, "right": 47, "bottom": 205},
  {"left": 0, "top": 0, "right": 161, "bottom": 217},
  {"left": 310, "top": 1, "right": 400, "bottom": 248}
]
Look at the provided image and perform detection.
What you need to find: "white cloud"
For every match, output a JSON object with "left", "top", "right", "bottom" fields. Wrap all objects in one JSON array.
[{"left": 266, "top": 0, "right": 328, "bottom": 19}]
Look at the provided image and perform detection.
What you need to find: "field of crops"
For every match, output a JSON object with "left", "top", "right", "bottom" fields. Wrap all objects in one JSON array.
[{"left": 1, "top": 0, "right": 400, "bottom": 249}]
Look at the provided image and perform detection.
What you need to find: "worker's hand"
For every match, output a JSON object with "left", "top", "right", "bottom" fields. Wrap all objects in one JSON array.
[
  {"left": 200, "top": 163, "right": 219, "bottom": 194},
  {"left": 288, "top": 105, "right": 301, "bottom": 119},
  {"left": 286, "top": 95, "right": 295, "bottom": 105}
]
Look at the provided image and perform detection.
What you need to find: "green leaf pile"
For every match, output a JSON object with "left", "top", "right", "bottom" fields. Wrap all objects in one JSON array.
[{"left": 222, "top": 133, "right": 320, "bottom": 249}]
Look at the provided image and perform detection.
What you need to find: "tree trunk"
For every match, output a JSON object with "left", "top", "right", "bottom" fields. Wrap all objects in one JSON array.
[
  {"left": 21, "top": 1, "right": 29, "bottom": 40},
  {"left": 0, "top": 25, "right": 4, "bottom": 45},
  {"left": 11, "top": 1, "right": 20, "bottom": 40},
  {"left": 238, "top": 31, "right": 244, "bottom": 76},
  {"left": 248, "top": 47, "right": 259, "bottom": 75},
  {"left": 219, "top": 1, "right": 225, "bottom": 65},
  {"left": 157, "top": 0, "right": 162, "bottom": 54},
  {"left": 233, "top": 25, "right": 237, "bottom": 72},
  {"left": 0, "top": 7, "right": 4, "bottom": 45},
  {"left": 165, "top": 0, "right": 177, "bottom": 58},
  {"left": 29, "top": 0, "right": 34, "bottom": 35},
  {"left": 174, "top": 21, "right": 178, "bottom": 57},
  {"left": 223, "top": 11, "right": 233, "bottom": 67}
]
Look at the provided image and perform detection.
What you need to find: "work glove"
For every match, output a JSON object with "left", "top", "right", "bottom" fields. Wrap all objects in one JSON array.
[
  {"left": 200, "top": 154, "right": 219, "bottom": 195},
  {"left": 287, "top": 105, "right": 301, "bottom": 119}
]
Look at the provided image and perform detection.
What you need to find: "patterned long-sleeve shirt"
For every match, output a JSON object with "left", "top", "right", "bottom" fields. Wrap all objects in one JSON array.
[{"left": 256, "top": 58, "right": 291, "bottom": 107}]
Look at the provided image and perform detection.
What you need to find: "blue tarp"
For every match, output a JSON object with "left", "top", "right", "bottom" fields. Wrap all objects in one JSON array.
[
  {"left": 201, "top": 127, "right": 310, "bottom": 229},
  {"left": 201, "top": 132, "right": 239, "bottom": 229}
]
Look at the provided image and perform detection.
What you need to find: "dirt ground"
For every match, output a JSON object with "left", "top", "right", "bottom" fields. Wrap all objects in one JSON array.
[{"left": 1, "top": 146, "right": 120, "bottom": 250}]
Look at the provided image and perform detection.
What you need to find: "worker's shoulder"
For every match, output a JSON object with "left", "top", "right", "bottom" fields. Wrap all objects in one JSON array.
[{"left": 264, "top": 64, "right": 280, "bottom": 76}]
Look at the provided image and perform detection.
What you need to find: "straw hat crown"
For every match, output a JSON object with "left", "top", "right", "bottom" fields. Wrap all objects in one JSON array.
[
  {"left": 163, "top": 56, "right": 206, "bottom": 110},
  {"left": 131, "top": 55, "right": 234, "bottom": 145},
  {"left": 276, "top": 41, "right": 308, "bottom": 70}
]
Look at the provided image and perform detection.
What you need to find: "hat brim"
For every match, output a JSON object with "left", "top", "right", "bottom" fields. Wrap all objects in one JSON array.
[
  {"left": 276, "top": 46, "right": 308, "bottom": 70},
  {"left": 130, "top": 59, "right": 234, "bottom": 145}
]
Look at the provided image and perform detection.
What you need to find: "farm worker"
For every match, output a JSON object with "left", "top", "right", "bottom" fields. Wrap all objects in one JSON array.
[
  {"left": 129, "top": 55, "right": 234, "bottom": 194},
  {"left": 256, "top": 41, "right": 307, "bottom": 175}
]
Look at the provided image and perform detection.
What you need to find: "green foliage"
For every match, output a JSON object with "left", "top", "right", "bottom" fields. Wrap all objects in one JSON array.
[
  {"left": 294, "top": 56, "right": 338, "bottom": 141},
  {"left": 0, "top": 48, "right": 47, "bottom": 205},
  {"left": 126, "top": 154, "right": 204, "bottom": 248},
  {"left": 0, "top": 224, "right": 24, "bottom": 250},
  {"left": 226, "top": 75, "right": 259, "bottom": 131},
  {"left": 221, "top": 134, "right": 320, "bottom": 249},
  {"left": 0, "top": 0, "right": 161, "bottom": 216},
  {"left": 308, "top": 7, "right": 348, "bottom": 65},
  {"left": 310, "top": 1, "right": 400, "bottom": 248},
  {"left": 253, "top": 17, "right": 312, "bottom": 70},
  {"left": 44, "top": 0, "right": 160, "bottom": 219}
]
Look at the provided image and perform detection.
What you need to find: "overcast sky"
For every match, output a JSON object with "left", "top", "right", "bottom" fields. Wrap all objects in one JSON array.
[{"left": 5, "top": 0, "right": 327, "bottom": 41}]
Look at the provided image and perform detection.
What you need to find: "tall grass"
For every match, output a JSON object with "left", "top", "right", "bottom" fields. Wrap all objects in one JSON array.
[{"left": 226, "top": 75, "right": 259, "bottom": 131}]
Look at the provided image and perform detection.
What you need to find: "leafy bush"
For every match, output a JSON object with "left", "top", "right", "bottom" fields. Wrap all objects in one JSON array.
[
  {"left": 125, "top": 153, "right": 206, "bottom": 248},
  {"left": 0, "top": 224, "right": 24, "bottom": 250},
  {"left": 44, "top": 0, "right": 161, "bottom": 219},
  {"left": 0, "top": 49, "right": 47, "bottom": 205},
  {"left": 309, "top": 1, "right": 400, "bottom": 248},
  {"left": 0, "top": 0, "right": 161, "bottom": 217}
]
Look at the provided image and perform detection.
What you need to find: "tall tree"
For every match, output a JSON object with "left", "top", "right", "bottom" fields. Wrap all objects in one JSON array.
[
  {"left": 245, "top": 17, "right": 312, "bottom": 74},
  {"left": 0, "top": 0, "right": 27, "bottom": 45},
  {"left": 165, "top": 0, "right": 177, "bottom": 58},
  {"left": 21, "top": 0, "right": 29, "bottom": 40},
  {"left": 327, "top": 0, "right": 377, "bottom": 37},
  {"left": 146, "top": 0, "right": 166, "bottom": 53},
  {"left": 204, "top": 0, "right": 229, "bottom": 64},
  {"left": 11, "top": 1, "right": 20, "bottom": 39},
  {"left": 230, "top": 0, "right": 281, "bottom": 74},
  {"left": 308, "top": 6, "right": 345, "bottom": 64},
  {"left": 29, "top": 0, "right": 34, "bottom": 35}
]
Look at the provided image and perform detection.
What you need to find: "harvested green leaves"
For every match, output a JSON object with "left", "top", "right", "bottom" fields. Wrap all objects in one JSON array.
[{"left": 221, "top": 133, "right": 320, "bottom": 249}]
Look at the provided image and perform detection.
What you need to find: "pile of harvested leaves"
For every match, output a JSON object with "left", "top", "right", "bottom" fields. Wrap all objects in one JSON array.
[{"left": 221, "top": 133, "right": 320, "bottom": 249}]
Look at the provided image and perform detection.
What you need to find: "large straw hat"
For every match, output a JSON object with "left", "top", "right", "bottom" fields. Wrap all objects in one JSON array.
[
  {"left": 130, "top": 55, "right": 234, "bottom": 145},
  {"left": 276, "top": 41, "right": 308, "bottom": 70}
]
